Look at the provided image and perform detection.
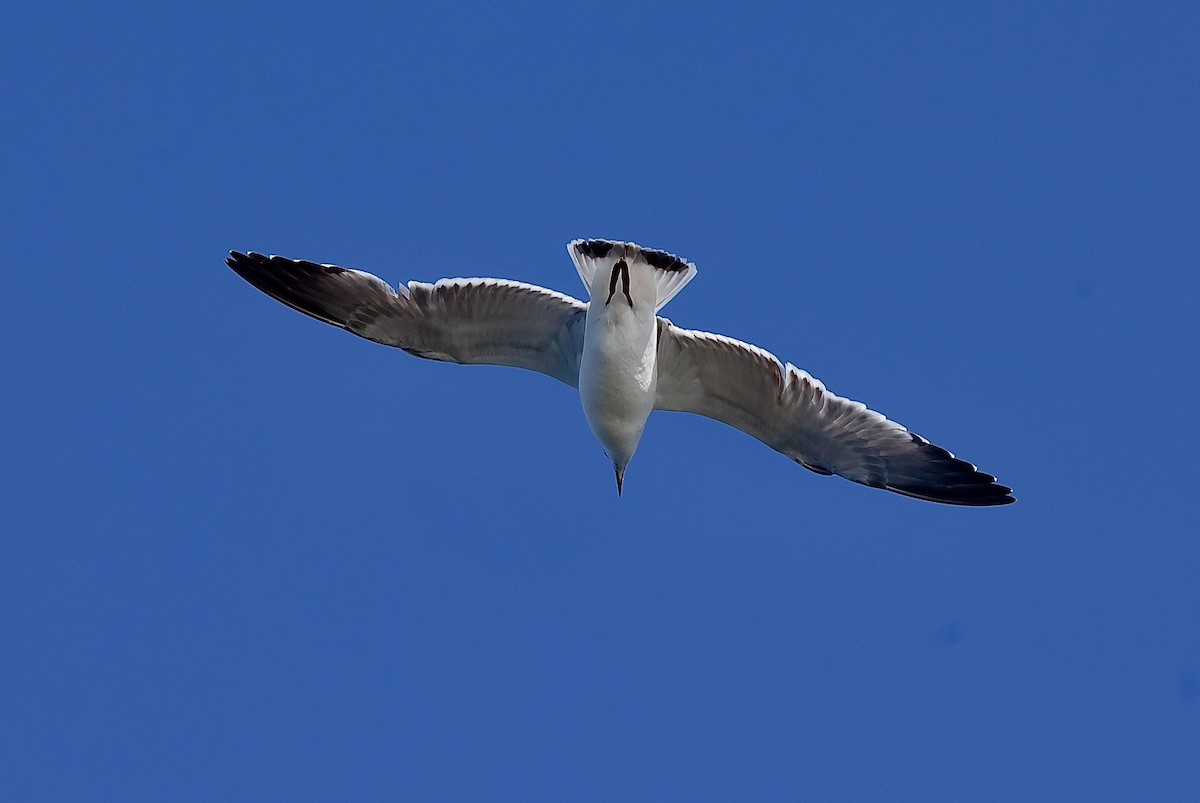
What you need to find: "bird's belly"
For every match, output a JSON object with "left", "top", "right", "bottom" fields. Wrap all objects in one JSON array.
[{"left": 578, "top": 312, "right": 657, "bottom": 462}]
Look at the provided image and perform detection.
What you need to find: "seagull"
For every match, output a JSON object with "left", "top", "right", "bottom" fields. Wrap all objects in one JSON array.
[{"left": 227, "top": 239, "right": 1013, "bottom": 505}]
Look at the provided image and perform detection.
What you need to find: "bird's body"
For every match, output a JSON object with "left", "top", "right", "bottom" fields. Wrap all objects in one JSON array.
[
  {"left": 578, "top": 249, "right": 661, "bottom": 479},
  {"left": 227, "top": 239, "right": 1014, "bottom": 505}
]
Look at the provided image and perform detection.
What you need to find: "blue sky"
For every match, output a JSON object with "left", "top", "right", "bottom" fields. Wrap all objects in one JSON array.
[{"left": 3, "top": 1, "right": 1198, "bottom": 799}]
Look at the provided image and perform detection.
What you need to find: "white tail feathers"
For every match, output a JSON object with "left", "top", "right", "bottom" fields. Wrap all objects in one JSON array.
[{"left": 567, "top": 239, "right": 697, "bottom": 312}]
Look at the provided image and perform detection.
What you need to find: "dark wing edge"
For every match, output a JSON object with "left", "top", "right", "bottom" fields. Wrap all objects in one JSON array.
[
  {"left": 864, "top": 431, "right": 1015, "bottom": 507},
  {"left": 226, "top": 251, "right": 406, "bottom": 343},
  {"left": 654, "top": 320, "right": 1015, "bottom": 507}
]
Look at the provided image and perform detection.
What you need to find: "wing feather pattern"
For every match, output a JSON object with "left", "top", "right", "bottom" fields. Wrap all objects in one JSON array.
[
  {"left": 654, "top": 320, "right": 1014, "bottom": 505},
  {"left": 227, "top": 251, "right": 587, "bottom": 386}
]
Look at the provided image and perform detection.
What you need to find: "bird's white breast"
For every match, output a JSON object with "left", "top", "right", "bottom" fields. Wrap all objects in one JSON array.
[{"left": 578, "top": 294, "right": 658, "bottom": 465}]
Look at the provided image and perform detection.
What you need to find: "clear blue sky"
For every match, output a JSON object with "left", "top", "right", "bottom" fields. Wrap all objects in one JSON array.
[{"left": 3, "top": 2, "right": 1198, "bottom": 799}]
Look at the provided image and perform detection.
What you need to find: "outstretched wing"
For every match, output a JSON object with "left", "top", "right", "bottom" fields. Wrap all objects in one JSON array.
[
  {"left": 654, "top": 320, "right": 1014, "bottom": 506},
  {"left": 227, "top": 251, "right": 588, "bottom": 386}
]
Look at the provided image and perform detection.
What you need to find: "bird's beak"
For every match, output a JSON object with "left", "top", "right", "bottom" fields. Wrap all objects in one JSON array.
[{"left": 615, "top": 466, "right": 625, "bottom": 497}]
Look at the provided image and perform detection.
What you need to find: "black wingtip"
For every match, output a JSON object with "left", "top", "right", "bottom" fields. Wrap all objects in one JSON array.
[
  {"left": 224, "top": 249, "right": 364, "bottom": 331},
  {"left": 873, "top": 433, "right": 1016, "bottom": 506},
  {"left": 226, "top": 250, "right": 267, "bottom": 278},
  {"left": 888, "top": 480, "right": 1017, "bottom": 504}
]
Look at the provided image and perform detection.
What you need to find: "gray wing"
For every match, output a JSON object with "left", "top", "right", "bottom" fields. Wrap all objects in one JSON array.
[
  {"left": 654, "top": 320, "right": 1014, "bottom": 506},
  {"left": 228, "top": 251, "right": 587, "bottom": 386}
]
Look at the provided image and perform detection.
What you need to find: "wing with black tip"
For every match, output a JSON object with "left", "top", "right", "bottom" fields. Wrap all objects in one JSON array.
[
  {"left": 654, "top": 320, "right": 1014, "bottom": 506},
  {"left": 227, "top": 251, "right": 587, "bottom": 387}
]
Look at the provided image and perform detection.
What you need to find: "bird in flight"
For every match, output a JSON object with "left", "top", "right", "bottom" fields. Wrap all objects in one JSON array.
[{"left": 227, "top": 239, "right": 1013, "bottom": 505}]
